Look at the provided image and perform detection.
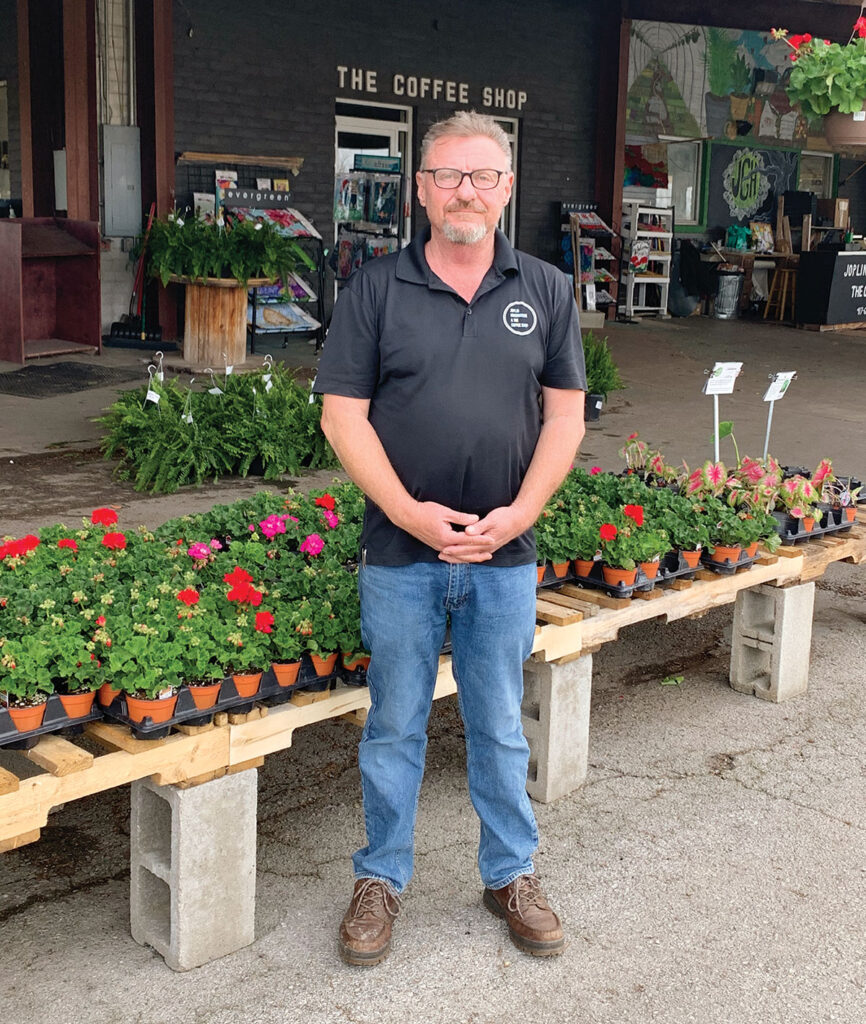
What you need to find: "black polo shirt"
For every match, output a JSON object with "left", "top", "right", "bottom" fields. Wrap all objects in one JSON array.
[{"left": 314, "top": 228, "right": 586, "bottom": 566}]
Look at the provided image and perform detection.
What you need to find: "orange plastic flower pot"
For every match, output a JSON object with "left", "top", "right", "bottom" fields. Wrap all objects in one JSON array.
[
  {"left": 639, "top": 560, "right": 660, "bottom": 580},
  {"left": 536, "top": 563, "right": 546, "bottom": 585},
  {"left": 188, "top": 682, "right": 222, "bottom": 709},
  {"left": 126, "top": 693, "right": 179, "bottom": 724},
  {"left": 273, "top": 661, "right": 302, "bottom": 687},
  {"left": 342, "top": 653, "right": 371, "bottom": 672},
  {"left": 8, "top": 702, "right": 47, "bottom": 733},
  {"left": 98, "top": 682, "right": 121, "bottom": 707},
  {"left": 573, "top": 559, "right": 595, "bottom": 577},
  {"left": 845, "top": 506, "right": 857, "bottom": 522},
  {"left": 711, "top": 545, "right": 741, "bottom": 564},
  {"left": 745, "top": 541, "right": 760, "bottom": 558},
  {"left": 232, "top": 673, "right": 263, "bottom": 698},
  {"left": 802, "top": 517, "right": 815, "bottom": 533},
  {"left": 601, "top": 565, "right": 637, "bottom": 587},
  {"left": 680, "top": 549, "right": 701, "bottom": 568},
  {"left": 552, "top": 561, "right": 570, "bottom": 579},
  {"left": 58, "top": 691, "right": 96, "bottom": 719},
  {"left": 310, "top": 652, "right": 338, "bottom": 677}
]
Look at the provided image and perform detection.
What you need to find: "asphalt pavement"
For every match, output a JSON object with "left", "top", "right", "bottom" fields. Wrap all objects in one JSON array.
[{"left": 0, "top": 316, "right": 864, "bottom": 1024}]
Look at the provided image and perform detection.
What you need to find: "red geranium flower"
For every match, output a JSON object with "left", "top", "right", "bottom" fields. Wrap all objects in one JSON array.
[
  {"left": 315, "top": 493, "right": 336, "bottom": 511},
  {"left": 101, "top": 532, "right": 127, "bottom": 550},
  {"left": 623, "top": 504, "right": 645, "bottom": 527},
  {"left": 223, "top": 566, "right": 254, "bottom": 588},
  {"left": 57, "top": 538, "right": 78, "bottom": 552},
  {"left": 600, "top": 523, "right": 617, "bottom": 541},
  {"left": 254, "top": 611, "right": 274, "bottom": 633},
  {"left": 96, "top": 615, "right": 106, "bottom": 626},
  {"left": 855, "top": 16, "right": 866, "bottom": 38},
  {"left": 2, "top": 534, "right": 41, "bottom": 558},
  {"left": 177, "top": 588, "right": 200, "bottom": 606},
  {"left": 91, "top": 507, "right": 118, "bottom": 526}
]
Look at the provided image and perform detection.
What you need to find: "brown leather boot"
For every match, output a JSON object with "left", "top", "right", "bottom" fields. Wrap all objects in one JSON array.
[
  {"left": 483, "top": 874, "right": 565, "bottom": 956},
  {"left": 339, "top": 877, "right": 401, "bottom": 966}
]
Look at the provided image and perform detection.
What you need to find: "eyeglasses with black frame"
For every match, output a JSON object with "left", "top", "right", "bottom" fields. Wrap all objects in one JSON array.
[{"left": 421, "top": 168, "right": 506, "bottom": 190}]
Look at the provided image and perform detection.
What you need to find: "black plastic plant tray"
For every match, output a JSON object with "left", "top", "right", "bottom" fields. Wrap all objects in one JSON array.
[
  {"left": 0, "top": 692, "right": 104, "bottom": 750},
  {"left": 700, "top": 549, "right": 760, "bottom": 575},
  {"left": 772, "top": 508, "right": 855, "bottom": 545},
  {"left": 537, "top": 550, "right": 702, "bottom": 599},
  {"left": 100, "top": 653, "right": 350, "bottom": 739}
]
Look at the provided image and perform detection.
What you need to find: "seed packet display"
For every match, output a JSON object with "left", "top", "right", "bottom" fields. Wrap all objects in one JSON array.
[
  {"left": 334, "top": 173, "right": 368, "bottom": 222},
  {"left": 367, "top": 175, "right": 399, "bottom": 229}
]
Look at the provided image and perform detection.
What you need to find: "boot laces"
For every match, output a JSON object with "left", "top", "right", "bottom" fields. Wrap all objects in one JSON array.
[
  {"left": 352, "top": 878, "right": 401, "bottom": 920},
  {"left": 507, "top": 874, "right": 548, "bottom": 919}
]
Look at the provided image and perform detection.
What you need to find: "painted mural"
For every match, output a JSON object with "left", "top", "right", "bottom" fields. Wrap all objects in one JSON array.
[{"left": 627, "top": 21, "right": 810, "bottom": 145}]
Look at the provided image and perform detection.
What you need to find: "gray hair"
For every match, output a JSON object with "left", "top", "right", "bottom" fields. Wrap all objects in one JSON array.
[{"left": 420, "top": 111, "right": 512, "bottom": 171}]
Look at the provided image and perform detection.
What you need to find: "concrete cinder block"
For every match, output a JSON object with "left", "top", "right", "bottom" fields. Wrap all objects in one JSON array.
[
  {"left": 522, "top": 654, "right": 592, "bottom": 804},
  {"left": 730, "top": 582, "right": 816, "bottom": 702},
  {"left": 130, "top": 770, "right": 258, "bottom": 971}
]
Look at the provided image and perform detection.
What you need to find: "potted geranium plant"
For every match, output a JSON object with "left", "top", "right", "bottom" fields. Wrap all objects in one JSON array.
[
  {"left": 598, "top": 508, "right": 669, "bottom": 587},
  {"left": 773, "top": 17, "right": 866, "bottom": 145},
  {"left": 0, "top": 632, "right": 56, "bottom": 732}
]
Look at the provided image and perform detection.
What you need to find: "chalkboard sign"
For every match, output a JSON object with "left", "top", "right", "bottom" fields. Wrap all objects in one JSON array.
[
  {"left": 707, "top": 145, "right": 799, "bottom": 238},
  {"left": 797, "top": 251, "right": 866, "bottom": 325},
  {"left": 827, "top": 252, "right": 866, "bottom": 324}
]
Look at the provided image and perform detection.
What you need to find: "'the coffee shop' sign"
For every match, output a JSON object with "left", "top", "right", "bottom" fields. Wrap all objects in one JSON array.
[{"left": 336, "top": 65, "right": 527, "bottom": 111}]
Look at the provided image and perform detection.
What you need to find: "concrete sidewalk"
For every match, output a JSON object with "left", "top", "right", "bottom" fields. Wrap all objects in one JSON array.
[{"left": 0, "top": 316, "right": 864, "bottom": 1024}]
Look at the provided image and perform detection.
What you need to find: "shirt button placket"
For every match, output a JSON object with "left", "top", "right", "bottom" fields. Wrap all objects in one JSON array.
[{"left": 463, "top": 305, "right": 476, "bottom": 339}]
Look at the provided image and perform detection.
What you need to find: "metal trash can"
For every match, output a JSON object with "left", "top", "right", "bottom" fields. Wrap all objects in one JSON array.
[{"left": 713, "top": 267, "right": 744, "bottom": 319}]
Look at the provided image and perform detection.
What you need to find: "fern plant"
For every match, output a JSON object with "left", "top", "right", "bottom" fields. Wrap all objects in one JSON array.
[{"left": 97, "top": 365, "right": 338, "bottom": 493}]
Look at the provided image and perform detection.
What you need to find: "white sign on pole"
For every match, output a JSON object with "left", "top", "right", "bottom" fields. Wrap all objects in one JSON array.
[
  {"left": 702, "top": 362, "right": 743, "bottom": 395},
  {"left": 763, "top": 371, "right": 796, "bottom": 403}
]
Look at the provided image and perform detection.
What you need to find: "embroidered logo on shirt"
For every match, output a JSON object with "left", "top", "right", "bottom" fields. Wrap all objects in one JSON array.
[{"left": 502, "top": 301, "right": 538, "bottom": 336}]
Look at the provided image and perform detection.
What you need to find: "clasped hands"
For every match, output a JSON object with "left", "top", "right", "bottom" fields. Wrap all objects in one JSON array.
[{"left": 400, "top": 500, "right": 529, "bottom": 564}]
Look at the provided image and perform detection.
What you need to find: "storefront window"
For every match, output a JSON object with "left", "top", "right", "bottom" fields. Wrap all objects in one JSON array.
[
  {"left": 655, "top": 139, "right": 702, "bottom": 226},
  {"left": 494, "top": 116, "right": 518, "bottom": 245},
  {"left": 798, "top": 152, "right": 834, "bottom": 199}
]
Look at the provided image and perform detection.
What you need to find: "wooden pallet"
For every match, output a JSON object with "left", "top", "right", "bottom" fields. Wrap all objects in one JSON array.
[
  {"left": 531, "top": 527, "right": 865, "bottom": 663},
  {"left": 0, "top": 663, "right": 458, "bottom": 851},
  {"left": 2, "top": 525, "right": 863, "bottom": 854}
]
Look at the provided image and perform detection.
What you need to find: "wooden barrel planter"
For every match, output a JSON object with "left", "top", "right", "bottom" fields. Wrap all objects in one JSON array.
[{"left": 170, "top": 276, "right": 273, "bottom": 368}]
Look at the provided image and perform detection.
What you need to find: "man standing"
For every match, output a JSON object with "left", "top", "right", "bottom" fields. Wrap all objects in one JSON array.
[{"left": 315, "top": 111, "right": 586, "bottom": 965}]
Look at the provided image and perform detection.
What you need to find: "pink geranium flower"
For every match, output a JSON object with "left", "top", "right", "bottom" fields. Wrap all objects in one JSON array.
[
  {"left": 300, "top": 533, "right": 324, "bottom": 556},
  {"left": 187, "top": 542, "right": 211, "bottom": 561},
  {"left": 322, "top": 510, "right": 339, "bottom": 529},
  {"left": 589, "top": 466, "right": 602, "bottom": 476},
  {"left": 259, "top": 514, "right": 287, "bottom": 539}
]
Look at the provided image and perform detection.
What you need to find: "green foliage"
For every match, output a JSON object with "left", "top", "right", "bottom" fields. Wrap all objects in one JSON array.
[
  {"left": 582, "top": 331, "right": 625, "bottom": 400},
  {"left": 144, "top": 212, "right": 310, "bottom": 287},
  {"left": 97, "top": 363, "right": 338, "bottom": 493},
  {"left": 786, "top": 35, "right": 866, "bottom": 118}
]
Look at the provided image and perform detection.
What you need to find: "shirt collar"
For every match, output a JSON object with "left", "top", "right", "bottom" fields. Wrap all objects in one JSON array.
[{"left": 396, "top": 227, "right": 519, "bottom": 285}]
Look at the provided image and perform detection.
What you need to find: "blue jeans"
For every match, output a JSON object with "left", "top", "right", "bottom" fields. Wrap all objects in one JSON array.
[{"left": 353, "top": 561, "right": 539, "bottom": 893}]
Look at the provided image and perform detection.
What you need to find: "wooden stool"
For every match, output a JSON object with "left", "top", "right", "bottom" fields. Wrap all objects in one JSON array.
[{"left": 763, "top": 267, "right": 798, "bottom": 321}]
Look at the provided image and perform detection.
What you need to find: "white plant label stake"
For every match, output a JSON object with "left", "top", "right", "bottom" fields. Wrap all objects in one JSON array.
[
  {"left": 143, "top": 364, "right": 161, "bottom": 410},
  {"left": 181, "top": 377, "right": 195, "bottom": 425},
  {"left": 762, "top": 370, "right": 796, "bottom": 459},
  {"left": 702, "top": 362, "right": 742, "bottom": 461},
  {"left": 205, "top": 368, "right": 224, "bottom": 396}
]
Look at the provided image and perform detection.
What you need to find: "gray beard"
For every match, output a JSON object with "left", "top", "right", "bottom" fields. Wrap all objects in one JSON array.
[{"left": 442, "top": 221, "right": 490, "bottom": 245}]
